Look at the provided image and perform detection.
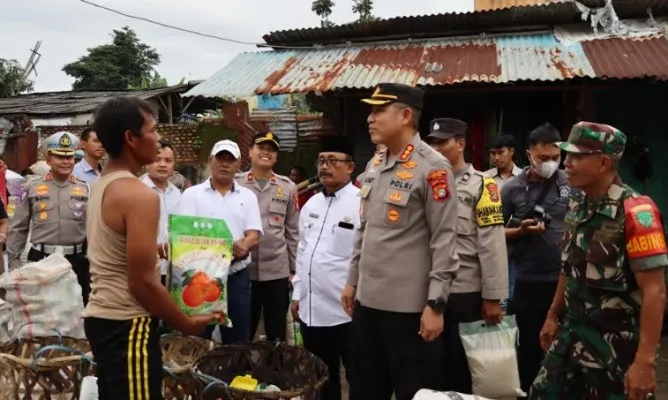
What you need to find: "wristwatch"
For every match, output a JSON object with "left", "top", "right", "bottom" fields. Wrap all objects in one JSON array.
[{"left": 426, "top": 298, "right": 446, "bottom": 314}]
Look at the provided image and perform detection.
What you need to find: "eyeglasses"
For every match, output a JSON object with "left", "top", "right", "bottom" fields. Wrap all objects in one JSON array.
[{"left": 315, "top": 157, "right": 352, "bottom": 167}]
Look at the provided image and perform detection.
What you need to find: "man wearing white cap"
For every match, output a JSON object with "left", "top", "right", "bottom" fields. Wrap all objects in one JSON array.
[
  {"left": 7, "top": 131, "right": 91, "bottom": 303},
  {"left": 178, "top": 139, "right": 263, "bottom": 343}
]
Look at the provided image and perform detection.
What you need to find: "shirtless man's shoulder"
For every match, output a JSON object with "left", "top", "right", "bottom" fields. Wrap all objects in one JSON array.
[{"left": 102, "top": 177, "right": 160, "bottom": 234}]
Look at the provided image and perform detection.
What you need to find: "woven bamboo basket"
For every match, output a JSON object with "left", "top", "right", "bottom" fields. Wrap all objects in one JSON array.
[
  {"left": 161, "top": 333, "right": 217, "bottom": 400},
  {"left": 0, "top": 336, "right": 93, "bottom": 400},
  {"left": 193, "top": 341, "right": 328, "bottom": 400}
]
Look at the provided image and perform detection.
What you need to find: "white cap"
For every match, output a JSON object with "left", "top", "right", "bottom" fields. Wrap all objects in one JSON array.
[{"left": 210, "top": 140, "right": 240, "bottom": 159}]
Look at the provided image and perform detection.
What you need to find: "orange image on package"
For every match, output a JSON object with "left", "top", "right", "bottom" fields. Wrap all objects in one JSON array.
[{"left": 624, "top": 196, "right": 668, "bottom": 259}]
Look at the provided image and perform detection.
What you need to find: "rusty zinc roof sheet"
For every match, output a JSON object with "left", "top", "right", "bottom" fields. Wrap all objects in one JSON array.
[{"left": 185, "top": 32, "right": 667, "bottom": 98}]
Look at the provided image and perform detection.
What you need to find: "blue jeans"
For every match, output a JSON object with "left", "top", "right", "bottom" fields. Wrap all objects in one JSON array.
[{"left": 200, "top": 268, "right": 252, "bottom": 343}]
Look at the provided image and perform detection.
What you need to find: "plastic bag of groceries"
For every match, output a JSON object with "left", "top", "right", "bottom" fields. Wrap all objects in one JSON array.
[
  {"left": 459, "top": 315, "right": 525, "bottom": 398},
  {"left": 0, "top": 254, "right": 85, "bottom": 339},
  {"left": 169, "top": 215, "right": 234, "bottom": 327},
  {"left": 413, "top": 389, "right": 494, "bottom": 400}
]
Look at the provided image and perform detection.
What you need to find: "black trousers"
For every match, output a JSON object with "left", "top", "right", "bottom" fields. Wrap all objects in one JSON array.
[
  {"left": 512, "top": 280, "right": 558, "bottom": 397},
  {"left": 250, "top": 277, "right": 290, "bottom": 342},
  {"left": 300, "top": 322, "right": 352, "bottom": 400},
  {"left": 351, "top": 301, "right": 444, "bottom": 400},
  {"left": 85, "top": 316, "right": 162, "bottom": 400},
  {"left": 28, "top": 248, "right": 90, "bottom": 306},
  {"left": 442, "top": 292, "right": 483, "bottom": 394}
]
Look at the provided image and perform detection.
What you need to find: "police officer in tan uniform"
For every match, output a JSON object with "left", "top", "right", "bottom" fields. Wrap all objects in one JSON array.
[
  {"left": 425, "top": 118, "right": 508, "bottom": 394},
  {"left": 236, "top": 132, "right": 299, "bottom": 342},
  {"left": 7, "top": 131, "right": 91, "bottom": 304},
  {"left": 341, "top": 84, "right": 459, "bottom": 400}
]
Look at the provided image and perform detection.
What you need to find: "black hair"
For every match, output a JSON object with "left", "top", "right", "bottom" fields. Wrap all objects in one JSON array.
[
  {"left": 528, "top": 123, "right": 561, "bottom": 146},
  {"left": 490, "top": 134, "right": 516, "bottom": 150},
  {"left": 290, "top": 165, "right": 307, "bottom": 177},
  {"left": 92, "top": 97, "right": 156, "bottom": 159},
  {"left": 80, "top": 128, "right": 93, "bottom": 142},
  {"left": 158, "top": 140, "right": 174, "bottom": 153}
]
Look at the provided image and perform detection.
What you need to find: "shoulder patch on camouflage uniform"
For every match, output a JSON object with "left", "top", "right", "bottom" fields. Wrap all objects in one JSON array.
[
  {"left": 476, "top": 176, "right": 504, "bottom": 227},
  {"left": 623, "top": 195, "right": 667, "bottom": 260}
]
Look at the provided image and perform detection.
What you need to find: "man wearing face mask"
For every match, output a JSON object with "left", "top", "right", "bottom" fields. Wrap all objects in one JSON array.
[{"left": 500, "top": 123, "right": 577, "bottom": 396}]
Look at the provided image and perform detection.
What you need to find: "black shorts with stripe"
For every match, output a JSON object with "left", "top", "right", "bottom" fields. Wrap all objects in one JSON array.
[{"left": 85, "top": 316, "right": 163, "bottom": 400}]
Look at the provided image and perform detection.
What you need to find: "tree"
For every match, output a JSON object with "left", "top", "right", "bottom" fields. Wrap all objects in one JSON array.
[
  {"left": 312, "top": 0, "right": 335, "bottom": 27},
  {"left": 0, "top": 59, "right": 33, "bottom": 97},
  {"left": 352, "top": 0, "right": 376, "bottom": 23},
  {"left": 127, "top": 71, "right": 168, "bottom": 90},
  {"left": 62, "top": 26, "right": 161, "bottom": 90}
]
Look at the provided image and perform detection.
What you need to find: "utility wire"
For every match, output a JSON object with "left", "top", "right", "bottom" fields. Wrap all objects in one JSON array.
[{"left": 78, "top": 0, "right": 314, "bottom": 50}]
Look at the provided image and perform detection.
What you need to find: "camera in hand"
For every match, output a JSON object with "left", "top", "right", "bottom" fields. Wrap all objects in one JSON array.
[
  {"left": 508, "top": 205, "right": 552, "bottom": 228},
  {"left": 531, "top": 205, "right": 552, "bottom": 226}
]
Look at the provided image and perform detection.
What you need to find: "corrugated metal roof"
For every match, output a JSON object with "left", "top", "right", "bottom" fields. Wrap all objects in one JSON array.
[
  {"left": 249, "top": 108, "right": 299, "bottom": 150},
  {"left": 0, "top": 84, "right": 195, "bottom": 116},
  {"left": 188, "top": 29, "right": 668, "bottom": 98},
  {"left": 262, "top": 0, "right": 668, "bottom": 47},
  {"left": 475, "top": 0, "right": 567, "bottom": 12}
]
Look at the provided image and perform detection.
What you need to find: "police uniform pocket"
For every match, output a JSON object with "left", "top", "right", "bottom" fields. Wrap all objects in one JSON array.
[
  {"left": 268, "top": 200, "right": 287, "bottom": 227},
  {"left": 457, "top": 203, "right": 475, "bottom": 236},
  {"left": 382, "top": 189, "right": 410, "bottom": 228},
  {"left": 68, "top": 198, "right": 87, "bottom": 220},
  {"left": 33, "top": 200, "right": 54, "bottom": 223}
]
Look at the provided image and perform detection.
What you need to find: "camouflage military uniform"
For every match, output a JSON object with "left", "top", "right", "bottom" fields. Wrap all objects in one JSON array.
[{"left": 530, "top": 123, "right": 667, "bottom": 399}]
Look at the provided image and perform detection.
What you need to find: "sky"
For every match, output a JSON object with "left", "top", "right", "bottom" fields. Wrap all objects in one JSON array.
[{"left": 1, "top": 0, "right": 473, "bottom": 92}]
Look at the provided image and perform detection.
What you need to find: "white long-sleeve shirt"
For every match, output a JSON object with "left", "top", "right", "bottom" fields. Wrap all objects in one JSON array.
[{"left": 292, "top": 183, "right": 360, "bottom": 327}]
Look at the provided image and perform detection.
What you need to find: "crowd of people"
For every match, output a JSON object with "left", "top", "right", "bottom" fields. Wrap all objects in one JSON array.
[{"left": 0, "top": 82, "right": 664, "bottom": 400}]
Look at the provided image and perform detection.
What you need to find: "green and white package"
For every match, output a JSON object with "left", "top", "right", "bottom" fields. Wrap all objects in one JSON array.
[{"left": 169, "top": 215, "right": 234, "bottom": 327}]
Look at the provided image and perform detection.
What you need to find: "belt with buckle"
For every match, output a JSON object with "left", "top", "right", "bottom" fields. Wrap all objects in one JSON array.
[{"left": 33, "top": 243, "right": 84, "bottom": 256}]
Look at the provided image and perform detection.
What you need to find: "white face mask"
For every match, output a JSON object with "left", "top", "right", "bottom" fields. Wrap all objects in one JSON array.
[{"left": 530, "top": 156, "right": 560, "bottom": 179}]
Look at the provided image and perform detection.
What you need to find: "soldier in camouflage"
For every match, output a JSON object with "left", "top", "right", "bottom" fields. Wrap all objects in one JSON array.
[{"left": 530, "top": 122, "right": 666, "bottom": 400}]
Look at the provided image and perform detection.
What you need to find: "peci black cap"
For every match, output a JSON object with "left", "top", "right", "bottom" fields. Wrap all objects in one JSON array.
[
  {"left": 320, "top": 135, "right": 355, "bottom": 158},
  {"left": 361, "top": 83, "right": 425, "bottom": 110},
  {"left": 253, "top": 131, "right": 280, "bottom": 149},
  {"left": 426, "top": 118, "right": 468, "bottom": 141}
]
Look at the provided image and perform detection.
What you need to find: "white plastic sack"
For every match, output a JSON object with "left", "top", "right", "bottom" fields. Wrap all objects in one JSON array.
[
  {"left": 0, "top": 254, "right": 84, "bottom": 339},
  {"left": 0, "top": 299, "right": 12, "bottom": 343},
  {"left": 413, "top": 389, "right": 494, "bottom": 400},
  {"left": 459, "top": 316, "right": 525, "bottom": 399},
  {"left": 80, "top": 376, "right": 99, "bottom": 400}
]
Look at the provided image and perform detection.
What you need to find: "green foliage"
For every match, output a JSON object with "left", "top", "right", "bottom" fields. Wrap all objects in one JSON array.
[
  {"left": 291, "top": 94, "right": 318, "bottom": 115},
  {"left": 62, "top": 26, "right": 161, "bottom": 90},
  {"left": 196, "top": 121, "right": 238, "bottom": 162},
  {"left": 352, "top": 0, "right": 377, "bottom": 22},
  {"left": 127, "top": 71, "right": 168, "bottom": 90},
  {"left": 0, "top": 58, "right": 33, "bottom": 97},
  {"left": 312, "top": 0, "right": 335, "bottom": 27}
]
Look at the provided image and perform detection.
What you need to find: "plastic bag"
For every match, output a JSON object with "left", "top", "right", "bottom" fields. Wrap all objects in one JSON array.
[
  {"left": 0, "top": 299, "right": 12, "bottom": 343},
  {"left": 459, "top": 315, "right": 525, "bottom": 398},
  {"left": 80, "top": 376, "right": 99, "bottom": 400},
  {"left": 0, "top": 254, "right": 85, "bottom": 339},
  {"left": 169, "top": 215, "right": 234, "bottom": 327},
  {"left": 413, "top": 389, "right": 494, "bottom": 400}
]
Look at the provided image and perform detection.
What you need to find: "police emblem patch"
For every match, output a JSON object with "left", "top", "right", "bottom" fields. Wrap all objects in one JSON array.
[{"left": 559, "top": 186, "right": 571, "bottom": 198}]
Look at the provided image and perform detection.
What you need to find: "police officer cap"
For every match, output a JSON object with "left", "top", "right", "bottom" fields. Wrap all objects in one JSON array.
[
  {"left": 361, "top": 83, "right": 425, "bottom": 110},
  {"left": 426, "top": 118, "right": 468, "bottom": 141},
  {"left": 44, "top": 131, "right": 79, "bottom": 156},
  {"left": 253, "top": 131, "right": 280, "bottom": 149},
  {"left": 320, "top": 135, "right": 355, "bottom": 158}
]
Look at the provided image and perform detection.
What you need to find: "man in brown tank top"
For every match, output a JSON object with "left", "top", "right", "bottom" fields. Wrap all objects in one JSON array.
[{"left": 83, "top": 97, "right": 214, "bottom": 400}]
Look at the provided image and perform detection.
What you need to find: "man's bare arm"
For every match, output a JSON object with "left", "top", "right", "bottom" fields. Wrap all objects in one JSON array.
[
  {"left": 123, "top": 183, "right": 191, "bottom": 330},
  {"left": 243, "top": 230, "right": 260, "bottom": 249}
]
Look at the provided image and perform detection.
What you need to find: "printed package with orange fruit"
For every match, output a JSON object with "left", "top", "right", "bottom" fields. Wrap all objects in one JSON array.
[{"left": 169, "top": 215, "right": 234, "bottom": 327}]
